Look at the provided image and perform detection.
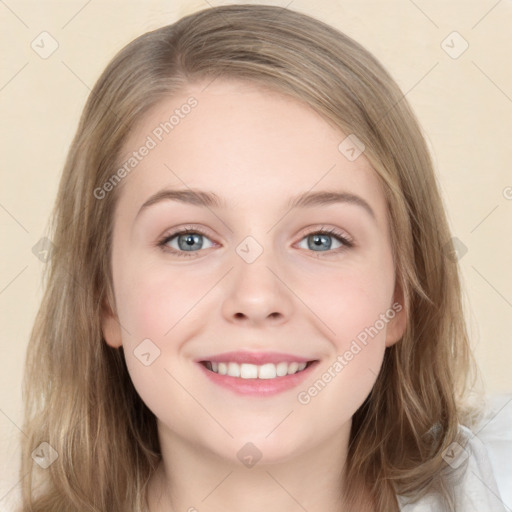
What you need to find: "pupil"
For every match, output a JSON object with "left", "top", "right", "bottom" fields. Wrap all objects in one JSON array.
[
  {"left": 179, "top": 233, "right": 201, "bottom": 251},
  {"left": 311, "top": 234, "right": 331, "bottom": 250}
]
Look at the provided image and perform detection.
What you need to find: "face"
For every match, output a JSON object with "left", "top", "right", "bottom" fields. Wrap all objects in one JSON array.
[{"left": 101, "top": 78, "right": 406, "bottom": 464}]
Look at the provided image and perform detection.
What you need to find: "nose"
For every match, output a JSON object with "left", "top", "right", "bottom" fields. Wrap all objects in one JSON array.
[{"left": 221, "top": 246, "right": 293, "bottom": 327}]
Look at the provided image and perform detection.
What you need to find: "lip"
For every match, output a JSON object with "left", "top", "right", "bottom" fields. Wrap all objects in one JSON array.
[
  {"left": 195, "top": 351, "right": 313, "bottom": 365},
  {"left": 195, "top": 352, "right": 320, "bottom": 397}
]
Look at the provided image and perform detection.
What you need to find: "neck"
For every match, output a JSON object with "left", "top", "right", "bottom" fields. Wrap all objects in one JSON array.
[{"left": 146, "top": 418, "right": 373, "bottom": 512}]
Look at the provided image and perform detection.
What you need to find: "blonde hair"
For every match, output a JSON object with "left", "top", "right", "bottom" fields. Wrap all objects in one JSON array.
[{"left": 19, "top": 4, "right": 482, "bottom": 511}]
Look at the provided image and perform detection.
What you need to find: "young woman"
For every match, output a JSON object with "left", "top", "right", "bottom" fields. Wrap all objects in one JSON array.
[{"left": 18, "top": 4, "right": 506, "bottom": 511}]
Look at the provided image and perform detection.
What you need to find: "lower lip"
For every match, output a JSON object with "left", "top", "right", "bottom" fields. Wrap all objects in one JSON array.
[{"left": 197, "top": 361, "right": 318, "bottom": 396}]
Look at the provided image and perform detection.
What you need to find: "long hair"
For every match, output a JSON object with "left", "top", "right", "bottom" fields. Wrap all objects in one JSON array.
[{"left": 19, "top": 4, "right": 482, "bottom": 511}]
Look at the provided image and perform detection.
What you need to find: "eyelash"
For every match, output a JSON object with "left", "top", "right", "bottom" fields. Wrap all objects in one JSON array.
[{"left": 156, "top": 225, "right": 354, "bottom": 258}]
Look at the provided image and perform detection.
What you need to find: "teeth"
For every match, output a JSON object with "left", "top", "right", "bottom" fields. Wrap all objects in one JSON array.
[
  {"left": 287, "top": 362, "right": 299, "bottom": 375},
  {"left": 206, "top": 361, "right": 308, "bottom": 379},
  {"left": 276, "top": 362, "right": 289, "bottom": 376},
  {"left": 240, "top": 364, "right": 258, "bottom": 379},
  {"left": 228, "top": 362, "right": 240, "bottom": 377}
]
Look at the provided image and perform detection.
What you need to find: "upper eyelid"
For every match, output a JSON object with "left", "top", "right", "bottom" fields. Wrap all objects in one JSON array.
[{"left": 160, "top": 225, "right": 216, "bottom": 242}]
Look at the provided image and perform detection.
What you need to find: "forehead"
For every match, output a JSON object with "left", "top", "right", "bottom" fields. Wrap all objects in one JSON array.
[{"left": 115, "top": 79, "right": 388, "bottom": 226}]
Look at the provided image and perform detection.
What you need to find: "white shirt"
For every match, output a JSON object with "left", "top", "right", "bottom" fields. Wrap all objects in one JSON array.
[{"left": 397, "top": 424, "right": 509, "bottom": 511}]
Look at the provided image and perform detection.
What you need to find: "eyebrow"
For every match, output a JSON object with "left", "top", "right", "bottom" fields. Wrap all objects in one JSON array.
[{"left": 135, "top": 188, "right": 376, "bottom": 220}]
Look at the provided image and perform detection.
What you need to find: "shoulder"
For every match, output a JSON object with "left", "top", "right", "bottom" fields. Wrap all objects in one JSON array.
[{"left": 397, "top": 424, "right": 509, "bottom": 512}]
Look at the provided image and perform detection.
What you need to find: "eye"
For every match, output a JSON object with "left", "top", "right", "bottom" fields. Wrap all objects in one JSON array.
[
  {"left": 157, "top": 225, "right": 354, "bottom": 258},
  {"left": 157, "top": 226, "right": 215, "bottom": 257},
  {"left": 296, "top": 227, "right": 353, "bottom": 255}
]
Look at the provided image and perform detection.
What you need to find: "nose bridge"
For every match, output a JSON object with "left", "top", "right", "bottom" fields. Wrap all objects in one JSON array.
[
  {"left": 221, "top": 232, "right": 291, "bottom": 323},
  {"left": 233, "top": 233, "right": 280, "bottom": 293}
]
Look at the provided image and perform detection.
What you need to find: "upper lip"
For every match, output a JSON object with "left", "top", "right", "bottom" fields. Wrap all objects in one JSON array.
[{"left": 196, "top": 351, "right": 317, "bottom": 365}]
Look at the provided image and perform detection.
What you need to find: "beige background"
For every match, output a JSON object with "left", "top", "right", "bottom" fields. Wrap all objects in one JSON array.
[{"left": 1, "top": 0, "right": 511, "bottom": 508}]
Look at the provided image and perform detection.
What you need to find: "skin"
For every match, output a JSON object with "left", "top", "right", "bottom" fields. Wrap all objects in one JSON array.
[{"left": 101, "top": 78, "right": 407, "bottom": 512}]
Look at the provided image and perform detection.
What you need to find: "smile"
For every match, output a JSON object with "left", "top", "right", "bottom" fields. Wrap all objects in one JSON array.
[{"left": 196, "top": 352, "right": 320, "bottom": 396}]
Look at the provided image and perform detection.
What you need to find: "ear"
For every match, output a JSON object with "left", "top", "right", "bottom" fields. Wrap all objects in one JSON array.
[
  {"left": 101, "top": 298, "right": 123, "bottom": 348},
  {"left": 385, "top": 281, "right": 407, "bottom": 348}
]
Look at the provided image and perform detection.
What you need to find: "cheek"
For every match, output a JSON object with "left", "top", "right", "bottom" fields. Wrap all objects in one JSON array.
[
  {"left": 116, "top": 262, "right": 203, "bottom": 341},
  {"left": 296, "top": 267, "right": 391, "bottom": 418},
  {"left": 116, "top": 266, "right": 200, "bottom": 420},
  {"left": 301, "top": 261, "right": 394, "bottom": 345},
  {"left": 297, "top": 255, "right": 395, "bottom": 410}
]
